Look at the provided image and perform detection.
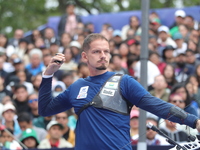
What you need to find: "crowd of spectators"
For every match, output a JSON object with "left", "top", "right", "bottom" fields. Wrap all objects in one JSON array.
[{"left": 0, "top": 1, "right": 200, "bottom": 149}]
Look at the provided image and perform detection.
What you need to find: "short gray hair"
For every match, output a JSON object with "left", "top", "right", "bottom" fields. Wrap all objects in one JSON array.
[{"left": 29, "top": 48, "right": 43, "bottom": 59}]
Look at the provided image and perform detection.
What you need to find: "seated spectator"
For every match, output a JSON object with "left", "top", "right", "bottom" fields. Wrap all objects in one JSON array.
[
  {"left": 1, "top": 128, "right": 22, "bottom": 150},
  {"left": 12, "top": 84, "right": 31, "bottom": 115},
  {"left": 173, "top": 32, "right": 187, "bottom": 57},
  {"left": 112, "top": 30, "right": 122, "bottom": 49},
  {"left": 55, "top": 112, "right": 75, "bottom": 146},
  {"left": 149, "top": 51, "right": 166, "bottom": 74},
  {"left": 25, "top": 49, "right": 45, "bottom": 76},
  {"left": 159, "top": 93, "right": 198, "bottom": 135},
  {"left": 163, "top": 64, "right": 177, "bottom": 89},
  {"left": 121, "top": 15, "right": 141, "bottom": 40},
  {"left": 77, "top": 62, "right": 90, "bottom": 78},
  {"left": 162, "top": 45, "right": 176, "bottom": 65},
  {"left": 146, "top": 118, "right": 169, "bottom": 145},
  {"left": 58, "top": 32, "right": 72, "bottom": 53},
  {"left": 37, "top": 120, "right": 73, "bottom": 149},
  {"left": 130, "top": 108, "right": 139, "bottom": 145},
  {"left": 1, "top": 104, "right": 21, "bottom": 137},
  {"left": 174, "top": 52, "right": 194, "bottom": 82},
  {"left": 69, "top": 41, "right": 82, "bottom": 63},
  {"left": 33, "top": 115, "right": 53, "bottom": 130},
  {"left": 157, "top": 25, "right": 177, "bottom": 55},
  {"left": 16, "top": 70, "right": 34, "bottom": 94},
  {"left": 31, "top": 73, "right": 42, "bottom": 93},
  {"left": 17, "top": 112, "right": 47, "bottom": 141},
  {"left": 60, "top": 71, "right": 75, "bottom": 88},
  {"left": 171, "top": 83, "right": 198, "bottom": 117},
  {"left": 170, "top": 10, "right": 186, "bottom": 29},
  {"left": 118, "top": 42, "right": 129, "bottom": 68},
  {"left": 5, "top": 57, "right": 32, "bottom": 87},
  {"left": 20, "top": 128, "right": 40, "bottom": 149},
  {"left": 149, "top": 75, "right": 170, "bottom": 101},
  {"left": 43, "top": 27, "right": 59, "bottom": 48},
  {"left": 110, "top": 54, "right": 128, "bottom": 74},
  {"left": 59, "top": 47, "right": 78, "bottom": 71},
  {"left": 0, "top": 76, "right": 12, "bottom": 103},
  {"left": 185, "top": 49, "right": 200, "bottom": 69},
  {"left": 27, "top": 93, "right": 39, "bottom": 118},
  {"left": 160, "top": 119, "right": 189, "bottom": 143}
]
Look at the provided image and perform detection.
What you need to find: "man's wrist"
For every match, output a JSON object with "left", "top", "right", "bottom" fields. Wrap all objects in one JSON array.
[{"left": 42, "top": 72, "right": 54, "bottom": 78}]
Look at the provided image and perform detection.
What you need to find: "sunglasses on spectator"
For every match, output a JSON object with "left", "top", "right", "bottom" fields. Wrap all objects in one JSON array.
[
  {"left": 170, "top": 100, "right": 184, "bottom": 104},
  {"left": 28, "top": 99, "right": 38, "bottom": 103},
  {"left": 56, "top": 116, "right": 67, "bottom": 120}
]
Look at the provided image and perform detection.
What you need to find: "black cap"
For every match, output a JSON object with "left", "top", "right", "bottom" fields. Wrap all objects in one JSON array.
[
  {"left": 163, "top": 45, "right": 175, "bottom": 51},
  {"left": 66, "top": 1, "right": 76, "bottom": 7},
  {"left": 13, "top": 58, "right": 23, "bottom": 65}
]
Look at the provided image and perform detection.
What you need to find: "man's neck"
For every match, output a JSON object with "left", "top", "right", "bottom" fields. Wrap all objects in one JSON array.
[{"left": 89, "top": 69, "right": 107, "bottom": 77}]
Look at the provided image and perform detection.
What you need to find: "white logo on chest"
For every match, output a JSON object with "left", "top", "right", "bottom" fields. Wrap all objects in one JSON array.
[{"left": 77, "top": 86, "right": 89, "bottom": 99}]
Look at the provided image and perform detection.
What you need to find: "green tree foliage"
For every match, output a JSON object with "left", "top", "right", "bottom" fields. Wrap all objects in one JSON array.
[{"left": 0, "top": 0, "right": 199, "bottom": 37}]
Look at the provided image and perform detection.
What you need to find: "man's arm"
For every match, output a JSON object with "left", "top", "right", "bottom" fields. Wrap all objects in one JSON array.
[
  {"left": 38, "top": 53, "right": 66, "bottom": 116},
  {"left": 137, "top": 93, "right": 199, "bottom": 130}
]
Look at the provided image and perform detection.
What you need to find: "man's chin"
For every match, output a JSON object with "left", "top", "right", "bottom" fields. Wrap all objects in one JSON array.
[{"left": 96, "top": 66, "right": 107, "bottom": 70}]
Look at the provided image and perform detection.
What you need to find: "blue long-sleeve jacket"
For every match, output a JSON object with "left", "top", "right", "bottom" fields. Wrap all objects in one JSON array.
[{"left": 39, "top": 71, "right": 198, "bottom": 150}]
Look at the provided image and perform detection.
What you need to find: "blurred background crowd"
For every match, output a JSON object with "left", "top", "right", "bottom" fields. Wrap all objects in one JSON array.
[{"left": 0, "top": 1, "right": 200, "bottom": 149}]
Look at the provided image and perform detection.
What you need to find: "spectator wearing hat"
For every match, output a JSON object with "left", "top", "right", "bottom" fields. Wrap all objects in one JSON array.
[
  {"left": 157, "top": 25, "right": 177, "bottom": 55},
  {"left": 4, "top": 58, "right": 32, "bottom": 88},
  {"left": 69, "top": 41, "right": 81, "bottom": 63},
  {"left": 1, "top": 104, "right": 22, "bottom": 137},
  {"left": 57, "top": 1, "right": 82, "bottom": 38},
  {"left": 17, "top": 112, "right": 47, "bottom": 142},
  {"left": 112, "top": 30, "right": 122, "bottom": 49},
  {"left": 173, "top": 32, "right": 187, "bottom": 57},
  {"left": 149, "top": 17, "right": 161, "bottom": 34},
  {"left": 162, "top": 45, "right": 176, "bottom": 64},
  {"left": 121, "top": 15, "right": 141, "bottom": 40},
  {"left": 38, "top": 120, "right": 73, "bottom": 149},
  {"left": 127, "top": 38, "right": 140, "bottom": 57},
  {"left": 20, "top": 128, "right": 40, "bottom": 149},
  {"left": 130, "top": 108, "right": 139, "bottom": 145},
  {"left": 170, "top": 10, "right": 186, "bottom": 29}
]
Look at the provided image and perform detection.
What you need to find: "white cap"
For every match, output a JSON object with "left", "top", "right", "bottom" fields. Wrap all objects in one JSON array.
[
  {"left": 46, "top": 120, "right": 63, "bottom": 130},
  {"left": 158, "top": 25, "right": 169, "bottom": 33},
  {"left": 3, "top": 104, "right": 16, "bottom": 113},
  {"left": 175, "top": 10, "right": 186, "bottom": 18},
  {"left": 69, "top": 41, "right": 81, "bottom": 49}
]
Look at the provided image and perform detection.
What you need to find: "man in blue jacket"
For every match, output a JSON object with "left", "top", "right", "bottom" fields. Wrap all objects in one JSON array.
[{"left": 39, "top": 33, "right": 200, "bottom": 150}]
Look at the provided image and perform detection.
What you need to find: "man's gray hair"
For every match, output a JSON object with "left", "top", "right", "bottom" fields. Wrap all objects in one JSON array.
[{"left": 29, "top": 48, "right": 43, "bottom": 59}]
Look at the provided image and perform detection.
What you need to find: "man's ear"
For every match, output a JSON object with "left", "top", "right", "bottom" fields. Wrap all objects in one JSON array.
[{"left": 81, "top": 51, "right": 87, "bottom": 62}]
